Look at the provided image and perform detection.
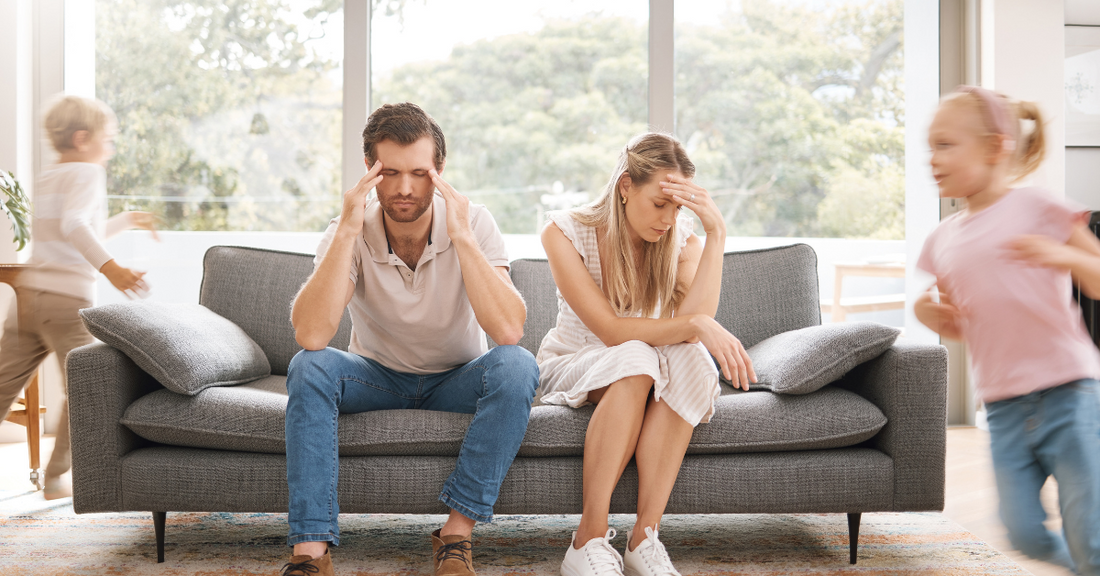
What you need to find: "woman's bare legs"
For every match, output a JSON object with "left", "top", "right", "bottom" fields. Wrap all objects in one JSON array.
[
  {"left": 573, "top": 375, "right": 654, "bottom": 547},
  {"left": 630, "top": 396, "right": 693, "bottom": 551}
]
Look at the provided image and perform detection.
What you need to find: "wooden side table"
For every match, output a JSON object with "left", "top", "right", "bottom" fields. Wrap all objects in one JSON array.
[
  {"left": 0, "top": 264, "right": 47, "bottom": 490},
  {"left": 820, "top": 261, "right": 906, "bottom": 323}
]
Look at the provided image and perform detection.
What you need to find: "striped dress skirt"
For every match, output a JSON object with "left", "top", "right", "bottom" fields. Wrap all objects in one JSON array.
[{"left": 536, "top": 335, "right": 722, "bottom": 427}]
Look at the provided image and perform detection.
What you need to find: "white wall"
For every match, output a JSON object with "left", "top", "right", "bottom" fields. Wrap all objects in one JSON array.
[
  {"left": 0, "top": 0, "right": 34, "bottom": 260},
  {"left": 1067, "top": 148, "right": 1100, "bottom": 208},
  {"left": 0, "top": 0, "right": 36, "bottom": 443},
  {"left": 904, "top": 0, "right": 941, "bottom": 346},
  {"left": 1066, "top": 0, "right": 1100, "bottom": 26},
  {"left": 991, "top": 0, "right": 1066, "bottom": 195},
  {"left": 1065, "top": 0, "right": 1100, "bottom": 209}
]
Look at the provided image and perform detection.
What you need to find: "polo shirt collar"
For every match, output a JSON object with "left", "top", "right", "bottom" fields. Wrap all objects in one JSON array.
[{"left": 362, "top": 192, "right": 452, "bottom": 264}]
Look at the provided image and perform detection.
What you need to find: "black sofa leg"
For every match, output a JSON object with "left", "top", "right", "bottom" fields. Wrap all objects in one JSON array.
[
  {"left": 847, "top": 512, "right": 862, "bottom": 564},
  {"left": 153, "top": 511, "right": 166, "bottom": 563}
]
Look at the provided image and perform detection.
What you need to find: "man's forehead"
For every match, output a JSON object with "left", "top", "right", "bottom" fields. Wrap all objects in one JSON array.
[{"left": 375, "top": 136, "right": 435, "bottom": 169}]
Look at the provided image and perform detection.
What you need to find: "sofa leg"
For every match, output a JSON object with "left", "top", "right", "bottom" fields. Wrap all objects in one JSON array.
[
  {"left": 847, "top": 512, "right": 861, "bottom": 564},
  {"left": 153, "top": 511, "right": 166, "bottom": 563}
]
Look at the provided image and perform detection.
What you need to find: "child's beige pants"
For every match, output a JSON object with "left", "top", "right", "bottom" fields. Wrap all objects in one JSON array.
[{"left": 0, "top": 287, "right": 94, "bottom": 479}]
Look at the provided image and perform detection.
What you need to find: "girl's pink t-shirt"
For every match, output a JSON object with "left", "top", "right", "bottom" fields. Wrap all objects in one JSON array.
[{"left": 917, "top": 187, "right": 1100, "bottom": 403}]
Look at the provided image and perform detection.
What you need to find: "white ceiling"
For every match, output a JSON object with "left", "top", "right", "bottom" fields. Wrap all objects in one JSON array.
[{"left": 1066, "top": 0, "right": 1100, "bottom": 25}]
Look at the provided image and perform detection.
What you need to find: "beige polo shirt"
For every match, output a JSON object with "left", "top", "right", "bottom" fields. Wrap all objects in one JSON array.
[{"left": 314, "top": 192, "right": 510, "bottom": 375}]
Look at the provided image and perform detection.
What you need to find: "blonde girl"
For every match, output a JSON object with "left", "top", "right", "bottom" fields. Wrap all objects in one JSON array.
[
  {"left": 916, "top": 86, "right": 1100, "bottom": 575},
  {"left": 538, "top": 132, "right": 755, "bottom": 576}
]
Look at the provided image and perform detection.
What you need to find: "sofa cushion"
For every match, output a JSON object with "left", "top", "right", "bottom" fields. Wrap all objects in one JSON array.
[
  {"left": 80, "top": 302, "right": 271, "bottom": 396},
  {"left": 742, "top": 321, "right": 901, "bottom": 395},
  {"left": 121, "top": 376, "right": 886, "bottom": 456},
  {"left": 199, "top": 246, "right": 354, "bottom": 376}
]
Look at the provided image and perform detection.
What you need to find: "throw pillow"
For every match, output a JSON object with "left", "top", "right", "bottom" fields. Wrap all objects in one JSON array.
[
  {"left": 732, "top": 321, "right": 900, "bottom": 395},
  {"left": 80, "top": 302, "right": 271, "bottom": 396}
]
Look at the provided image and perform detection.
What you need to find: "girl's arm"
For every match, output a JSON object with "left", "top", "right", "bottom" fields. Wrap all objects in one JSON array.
[
  {"left": 913, "top": 283, "right": 964, "bottom": 340},
  {"left": 1006, "top": 224, "right": 1100, "bottom": 299},
  {"left": 543, "top": 222, "right": 756, "bottom": 388},
  {"left": 106, "top": 211, "right": 159, "bottom": 240}
]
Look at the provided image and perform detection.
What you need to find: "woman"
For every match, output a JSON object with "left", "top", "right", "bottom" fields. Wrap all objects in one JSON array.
[{"left": 538, "top": 132, "right": 756, "bottom": 576}]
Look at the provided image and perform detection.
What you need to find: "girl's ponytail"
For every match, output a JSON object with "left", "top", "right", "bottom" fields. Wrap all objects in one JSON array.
[
  {"left": 948, "top": 87, "right": 1047, "bottom": 182},
  {"left": 1011, "top": 100, "right": 1045, "bottom": 182}
]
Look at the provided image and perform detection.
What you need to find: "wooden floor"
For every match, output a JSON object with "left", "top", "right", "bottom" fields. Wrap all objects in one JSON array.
[
  {"left": 943, "top": 427, "right": 1071, "bottom": 576},
  {"left": 0, "top": 428, "right": 1078, "bottom": 575}
]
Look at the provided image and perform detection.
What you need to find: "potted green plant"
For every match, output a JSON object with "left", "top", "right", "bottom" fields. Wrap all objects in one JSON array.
[{"left": 1, "top": 170, "right": 31, "bottom": 251}]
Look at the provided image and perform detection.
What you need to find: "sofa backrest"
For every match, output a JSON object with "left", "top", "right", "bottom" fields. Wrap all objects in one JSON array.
[
  {"left": 199, "top": 243, "right": 819, "bottom": 372},
  {"left": 200, "top": 246, "right": 353, "bottom": 376},
  {"left": 713, "top": 244, "right": 821, "bottom": 347},
  {"left": 508, "top": 243, "right": 821, "bottom": 356},
  {"left": 508, "top": 258, "right": 559, "bottom": 355}
]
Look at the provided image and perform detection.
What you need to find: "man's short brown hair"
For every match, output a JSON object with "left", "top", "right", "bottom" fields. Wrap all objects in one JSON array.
[{"left": 362, "top": 103, "right": 446, "bottom": 170}]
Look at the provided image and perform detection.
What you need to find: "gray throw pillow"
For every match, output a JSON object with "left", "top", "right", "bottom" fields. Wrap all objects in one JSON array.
[
  {"left": 735, "top": 322, "right": 901, "bottom": 395},
  {"left": 80, "top": 302, "right": 271, "bottom": 396}
]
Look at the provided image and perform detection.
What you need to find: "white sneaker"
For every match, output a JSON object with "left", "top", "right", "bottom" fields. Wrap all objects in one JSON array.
[
  {"left": 623, "top": 527, "right": 681, "bottom": 576},
  {"left": 561, "top": 528, "right": 625, "bottom": 576}
]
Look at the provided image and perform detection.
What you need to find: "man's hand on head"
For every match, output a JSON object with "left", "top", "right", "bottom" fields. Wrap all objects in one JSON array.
[
  {"left": 430, "top": 168, "right": 474, "bottom": 244},
  {"left": 337, "top": 161, "right": 384, "bottom": 238}
]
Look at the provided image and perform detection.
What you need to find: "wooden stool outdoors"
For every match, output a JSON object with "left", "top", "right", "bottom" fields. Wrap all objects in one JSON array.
[
  {"left": 1, "top": 263, "right": 47, "bottom": 490},
  {"left": 820, "top": 260, "right": 906, "bottom": 322}
]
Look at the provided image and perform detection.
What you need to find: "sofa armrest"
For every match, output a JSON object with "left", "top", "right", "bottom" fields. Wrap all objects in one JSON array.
[
  {"left": 834, "top": 339, "right": 948, "bottom": 511},
  {"left": 67, "top": 342, "right": 164, "bottom": 513}
]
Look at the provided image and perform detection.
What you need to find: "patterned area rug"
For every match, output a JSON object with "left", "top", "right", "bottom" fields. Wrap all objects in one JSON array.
[{"left": 0, "top": 489, "right": 1029, "bottom": 575}]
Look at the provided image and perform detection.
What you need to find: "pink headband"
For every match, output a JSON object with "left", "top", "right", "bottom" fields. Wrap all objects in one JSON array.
[{"left": 954, "top": 85, "right": 1017, "bottom": 150}]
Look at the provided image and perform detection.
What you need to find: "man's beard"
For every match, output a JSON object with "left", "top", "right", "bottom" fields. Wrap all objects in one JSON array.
[{"left": 377, "top": 190, "right": 433, "bottom": 223}]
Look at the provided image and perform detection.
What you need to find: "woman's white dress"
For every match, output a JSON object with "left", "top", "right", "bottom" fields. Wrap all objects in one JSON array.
[{"left": 535, "top": 211, "right": 722, "bottom": 427}]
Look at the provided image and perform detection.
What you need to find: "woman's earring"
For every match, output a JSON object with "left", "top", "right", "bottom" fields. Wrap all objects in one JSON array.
[{"left": 621, "top": 195, "right": 627, "bottom": 205}]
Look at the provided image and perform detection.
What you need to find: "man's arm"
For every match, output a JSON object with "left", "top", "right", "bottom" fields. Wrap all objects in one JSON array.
[
  {"left": 430, "top": 169, "right": 526, "bottom": 346},
  {"left": 292, "top": 163, "right": 383, "bottom": 350}
]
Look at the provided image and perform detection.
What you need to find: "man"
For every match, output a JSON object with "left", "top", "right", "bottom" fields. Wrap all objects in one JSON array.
[{"left": 280, "top": 102, "right": 539, "bottom": 576}]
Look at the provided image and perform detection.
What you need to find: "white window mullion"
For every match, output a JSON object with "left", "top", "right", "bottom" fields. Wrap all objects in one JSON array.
[
  {"left": 343, "top": 0, "right": 370, "bottom": 193},
  {"left": 649, "top": 0, "right": 674, "bottom": 133}
]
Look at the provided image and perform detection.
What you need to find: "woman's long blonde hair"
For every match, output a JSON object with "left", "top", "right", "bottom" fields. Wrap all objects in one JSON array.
[{"left": 571, "top": 133, "right": 696, "bottom": 319}]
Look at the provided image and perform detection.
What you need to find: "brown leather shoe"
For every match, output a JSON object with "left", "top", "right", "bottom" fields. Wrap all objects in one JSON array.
[
  {"left": 280, "top": 549, "right": 334, "bottom": 576},
  {"left": 431, "top": 529, "right": 476, "bottom": 575}
]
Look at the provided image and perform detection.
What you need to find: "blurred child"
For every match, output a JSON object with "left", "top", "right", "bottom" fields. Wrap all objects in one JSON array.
[
  {"left": 916, "top": 85, "right": 1100, "bottom": 575},
  {"left": 0, "top": 95, "right": 158, "bottom": 499}
]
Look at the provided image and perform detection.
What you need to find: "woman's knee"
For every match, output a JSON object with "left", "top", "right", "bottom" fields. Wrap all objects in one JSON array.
[{"left": 590, "top": 374, "right": 654, "bottom": 404}]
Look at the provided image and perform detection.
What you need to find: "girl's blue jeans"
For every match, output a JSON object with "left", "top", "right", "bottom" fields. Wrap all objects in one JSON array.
[
  {"left": 283, "top": 345, "right": 539, "bottom": 547},
  {"left": 986, "top": 378, "right": 1100, "bottom": 575}
]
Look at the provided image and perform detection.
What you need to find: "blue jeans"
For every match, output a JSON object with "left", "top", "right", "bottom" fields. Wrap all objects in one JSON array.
[
  {"left": 986, "top": 379, "right": 1100, "bottom": 575},
  {"left": 284, "top": 345, "right": 539, "bottom": 547}
]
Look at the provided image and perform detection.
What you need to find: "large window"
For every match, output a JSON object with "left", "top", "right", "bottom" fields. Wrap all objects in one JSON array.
[
  {"left": 672, "top": 1, "right": 907, "bottom": 330},
  {"left": 96, "top": 0, "right": 344, "bottom": 232},
  {"left": 90, "top": 0, "right": 911, "bottom": 330},
  {"left": 676, "top": 1, "right": 904, "bottom": 240},
  {"left": 371, "top": 1, "right": 649, "bottom": 234}
]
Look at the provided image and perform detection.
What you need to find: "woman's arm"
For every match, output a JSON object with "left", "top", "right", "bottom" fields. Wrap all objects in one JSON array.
[
  {"left": 543, "top": 222, "right": 756, "bottom": 388},
  {"left": 659, "top": 175, "right": 726, "bottom": 317}
]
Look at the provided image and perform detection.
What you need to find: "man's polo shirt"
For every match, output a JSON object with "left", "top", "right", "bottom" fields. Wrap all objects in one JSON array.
[{"left": 313, "top": 192, "right": 510, "bottom": 374}]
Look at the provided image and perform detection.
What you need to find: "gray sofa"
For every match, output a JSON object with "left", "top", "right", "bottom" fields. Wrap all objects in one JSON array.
[{"left": 67, "top": 244, "right": 947, "bottom": 565}]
